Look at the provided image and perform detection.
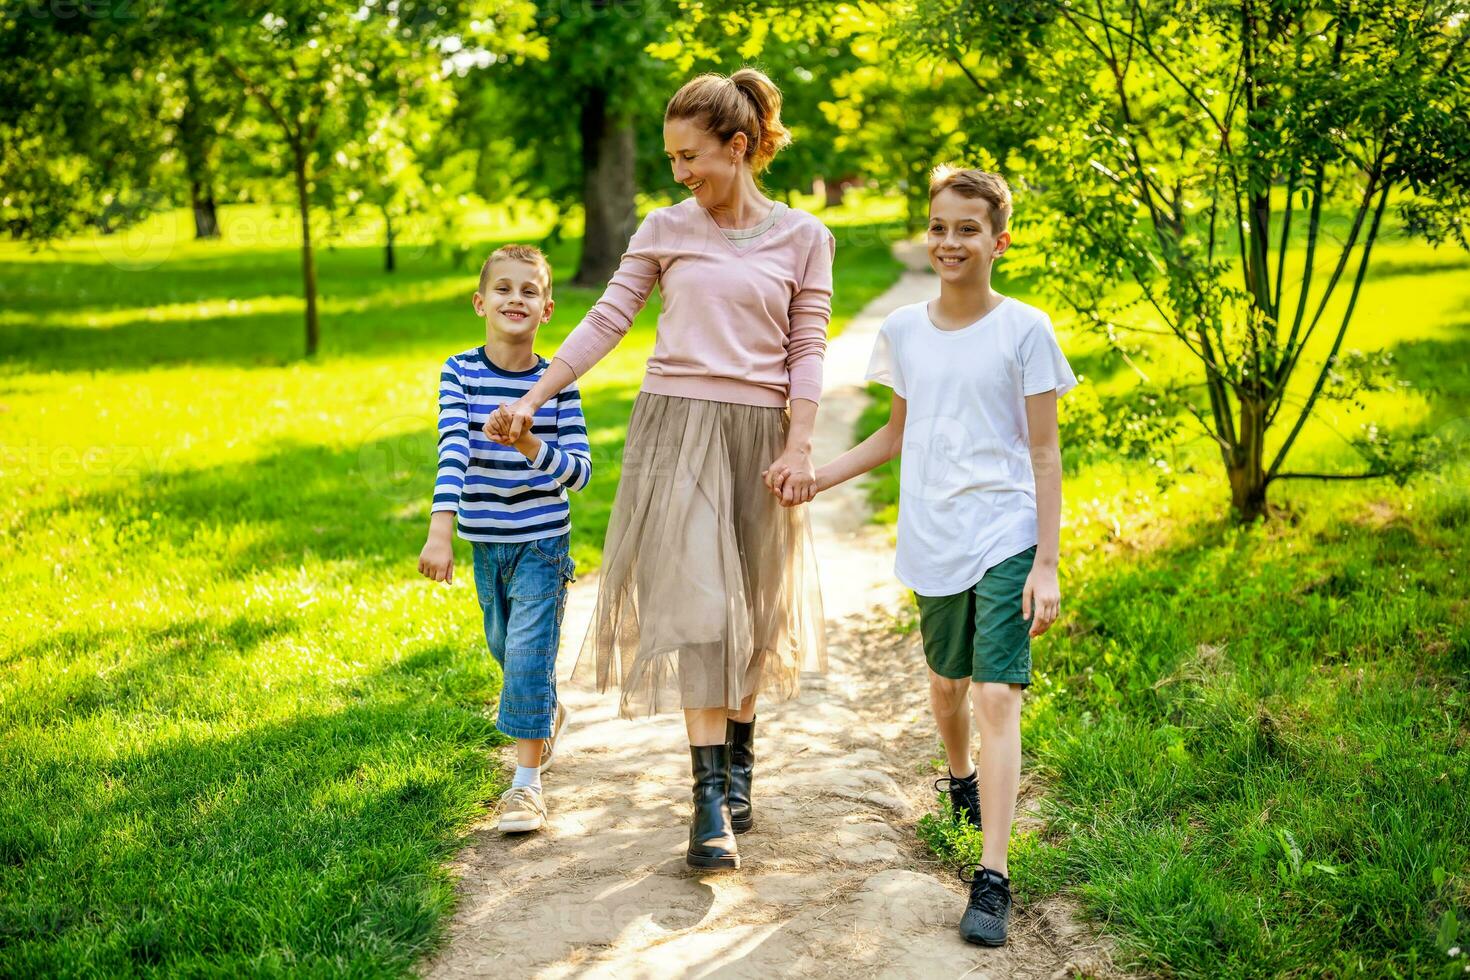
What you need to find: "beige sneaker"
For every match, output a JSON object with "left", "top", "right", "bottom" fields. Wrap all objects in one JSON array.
[
  {"left": 496, "top": 785, "right": 547, "bottom": 833},
  {"left": 538, "top": 701, "right": 570, "bottom": 775}
]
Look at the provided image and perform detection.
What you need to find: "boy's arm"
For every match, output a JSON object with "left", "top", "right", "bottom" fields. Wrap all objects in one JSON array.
[
  {"left": 813, "top": 393, "right": 907, "bottom": 493},
  {"left": 510, "top": 387, "right": 592, "bottom": 492},
  {"left": 421, "top": 361, "right": 469, "bottom": 582},
  {"left": 1023, "top": 389, "right": 1062, "bottom": 635}
]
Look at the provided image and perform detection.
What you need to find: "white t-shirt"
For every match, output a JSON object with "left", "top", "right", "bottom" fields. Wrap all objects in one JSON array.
[{"left": 864, "top": 297, "right": 1077, "bottom": 596}]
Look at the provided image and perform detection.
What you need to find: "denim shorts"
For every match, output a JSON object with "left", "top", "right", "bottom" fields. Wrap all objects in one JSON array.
[{"left": 471, "top": 533, "right": 577, "bottom": 739}]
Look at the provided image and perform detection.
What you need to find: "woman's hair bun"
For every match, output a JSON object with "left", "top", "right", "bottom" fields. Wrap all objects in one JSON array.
[{"left": 666, "top": 67, "right": 791, "bottom": 175}]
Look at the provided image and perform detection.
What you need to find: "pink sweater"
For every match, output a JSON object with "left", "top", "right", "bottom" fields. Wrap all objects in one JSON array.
[{"left": 553, "top": 198, "right": 837, "bottom": 407}]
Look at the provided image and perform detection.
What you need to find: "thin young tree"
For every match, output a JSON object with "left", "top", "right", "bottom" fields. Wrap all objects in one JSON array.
[
  {"left": 911, "top": 0, "right": 1470, "bottom": 520},
  {"left": 200, "top": 0, "right": 533, "bottom": 355}
]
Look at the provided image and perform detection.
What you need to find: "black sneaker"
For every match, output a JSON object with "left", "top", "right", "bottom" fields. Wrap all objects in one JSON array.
[
  {"left": 959, "top": 864, "right": 1012, "bottom": 946},
  {"left": 934, "top": 769, "right": 981, "bottom": 829}
]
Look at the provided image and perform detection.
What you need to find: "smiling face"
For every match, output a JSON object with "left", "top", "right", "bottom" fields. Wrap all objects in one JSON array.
[
  {"left": 663, "top": 116, "right": 747, "bottom": 208},
  {"left": 926, "top": 187, "right": 1011, "bottom": 285},
  {"left": 472, "top": 258, "right": 553, "bottom": 341}
]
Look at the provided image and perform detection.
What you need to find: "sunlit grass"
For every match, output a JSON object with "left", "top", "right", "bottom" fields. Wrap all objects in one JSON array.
[{"left": 0, "top": 199, "right": 903, "bottom": 974}]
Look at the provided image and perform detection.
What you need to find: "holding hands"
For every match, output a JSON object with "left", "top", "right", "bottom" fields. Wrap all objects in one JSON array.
[
  {"left": 486, "top": 397, "right": 540, "bottom": 447},
  {"left": 763, "top": 448, "right": 819, "bottom": 507}
]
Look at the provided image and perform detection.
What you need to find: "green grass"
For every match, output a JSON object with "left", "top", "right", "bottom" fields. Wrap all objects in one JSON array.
[
  {"left": 0, "top": 198, "right": 903, "bottom": 975},
  {"left": 874, "top": 223, "right": 1470, "bottom": 976}
]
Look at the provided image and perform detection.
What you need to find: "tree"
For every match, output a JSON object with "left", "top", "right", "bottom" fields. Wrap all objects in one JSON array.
[
  {"left": 320, "top": 93, "right": 443, "bottom": 273},
  {"left": 823, "top": 44, "right": 995, "bottom": 231},
  {"left": 0, "top": 6, "right": 250, "bottom": 244},
  {"left": 451, "top": 0, "right": 676, "bottom": 286},
  {"left": 908, "top": 0, "right": 1470, "bottom": 521},
  {"left": 196, "top": 0, "right": 532, "bottom": 355},
  {"left": 174, "top": 54, "right": 234, "bottom": 240},
  {"left": 0, "top": 8, "right": 172, "bottom": 240}
]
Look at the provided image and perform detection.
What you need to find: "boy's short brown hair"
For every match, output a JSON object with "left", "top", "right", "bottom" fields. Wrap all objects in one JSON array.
[
  {"left": 928, "top": 166, "right": 1013, "bottom": 235},
  {"left": 478, "top": 244, "right": 553, "bottom": 295}
]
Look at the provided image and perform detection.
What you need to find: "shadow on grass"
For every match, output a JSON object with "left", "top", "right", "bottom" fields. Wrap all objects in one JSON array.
[
  {"left": 1390, "top": 318, "right": 1470, "bottom": 403},
  {"left": 2, "top": 615, "right": 300, "bottom": 726},
  {"left": 1355, "top": 254, "right": 1470, "bottom": 281},
  {"left": 1, "top": 222, "right": 901, "bottom": 377},
  {"left": 0, "top": 640, "right": 502, "bottom": 975}
]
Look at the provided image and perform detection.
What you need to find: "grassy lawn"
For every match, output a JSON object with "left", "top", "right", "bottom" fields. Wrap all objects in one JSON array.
[
  {"left": 867, "top": 218, "right": 1470, "bottom": 976},
  {"left": 0, "top": 198, "right": 903, "bottom": 974}
]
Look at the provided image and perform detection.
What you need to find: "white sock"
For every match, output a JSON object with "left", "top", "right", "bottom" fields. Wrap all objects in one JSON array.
[{"left": 512, "top": 765, "right": 541, "bottom": 792}]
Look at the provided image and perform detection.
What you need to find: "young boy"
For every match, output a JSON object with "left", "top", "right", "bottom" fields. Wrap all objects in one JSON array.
[
  {"left": 418, "top": 243, "right": 591, "bottom": 834},
  {"left": 808, "top": 168, "right": 1074, "bottom": 945}
]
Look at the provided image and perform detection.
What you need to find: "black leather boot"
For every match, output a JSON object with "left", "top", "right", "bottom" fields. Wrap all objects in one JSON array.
[
  {"left": 726, "top": 717, "right": 756, "bottom": 833},
  {"left": 686, "top": 744, "right": 739, "bottom": 870}
]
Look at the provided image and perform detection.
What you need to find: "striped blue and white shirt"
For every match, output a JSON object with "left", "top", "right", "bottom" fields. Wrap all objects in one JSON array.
[{"left": 432, "top": 347, "right": 591, "bottom": 543}]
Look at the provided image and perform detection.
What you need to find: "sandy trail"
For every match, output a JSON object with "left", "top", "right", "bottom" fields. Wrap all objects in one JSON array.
[{"left": 422, "top": 264, "right": 1115, "bottom": 979}]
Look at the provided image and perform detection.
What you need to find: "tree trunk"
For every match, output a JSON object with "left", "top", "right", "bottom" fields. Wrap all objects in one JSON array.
[
  {"left": 292, "top": 149, "right": 320, "bottom": 357},
  {"left": 1226, "top": 397, "right": 1269, "bottom": 522},
  {"left": 905, "top": 160, "right": 930, "bottom": 235},
  {"left": 383, "top": 206, "right": 395, "bottom": 273},
  {"left": 179, "top": 68, "right": 221, "bottom": 240},
  {"left": 824, "top": 178, "right": 847, "bottom": 209},
  {"left": 574, "top": 86, "right": 637, "bottom": 288},
  {"left": 190, "top": 180, "right": 220, "bottom": 239}
]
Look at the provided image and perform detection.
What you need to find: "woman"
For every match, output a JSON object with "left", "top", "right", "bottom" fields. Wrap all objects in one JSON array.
[{"left": 489, "top": 67, "right": 834, "bottom": 870}]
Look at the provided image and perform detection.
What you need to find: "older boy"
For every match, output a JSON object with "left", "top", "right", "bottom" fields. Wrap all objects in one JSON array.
[
  {"left": 418, "top": 244, "right": 591, "bottom": 834},
  {"left": 807, "top": 168, "right": 1075, "bottom": 945}
]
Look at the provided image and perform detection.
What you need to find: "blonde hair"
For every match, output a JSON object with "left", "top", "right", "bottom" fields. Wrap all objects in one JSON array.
[
  {"left": 665, "top": 67, "right": 792, "bottom": 175},
  {"left": 479, "top": 243, "right": 553, "bottom": 295},
  {"left": 929, "top": 166, "right": 1013, "bottom": 234}
]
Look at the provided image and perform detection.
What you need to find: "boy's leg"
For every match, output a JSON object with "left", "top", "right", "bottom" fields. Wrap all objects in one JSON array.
[
  {"left": 499, "top": 535, "right": 572, "bottom": 748},
  {"left": 971, "top": 682, "right": 1023, "bottom": 874},
  {"left": 475, "top": 541, "right": 549, "bottom": 832},
  {"left": 471, "top": 542, "right": 509, "bottom": 671},
  {"left": 969, "top": 546, "right": 1037, "bottom": 874},
  {"left": 474, "top": 542, "right": 542, "bottom": 759},
  {"left": 929, "top": 669, "right": 974, "bottom": 778},
  {"left": 916, "top": 591, "right": 978, "bottom": 775},
  {"left": 916, "top": 590, "right": 982, "bottom": 828},
  {"left": 484, "top": 536, "right": 573, "bottom": 834},
  {"left": 956, "top": 548, "right": 1035, "bottom": 946}
]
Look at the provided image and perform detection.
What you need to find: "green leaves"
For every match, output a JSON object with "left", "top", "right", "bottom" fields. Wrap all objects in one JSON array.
[{"left": 907, "top": 0, "right": 1469, "bottom": 519}]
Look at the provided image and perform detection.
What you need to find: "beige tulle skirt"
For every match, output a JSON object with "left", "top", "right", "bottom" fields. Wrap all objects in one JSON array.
[{"left": 572, "top": 392, "right": 827, "bottom": 717}]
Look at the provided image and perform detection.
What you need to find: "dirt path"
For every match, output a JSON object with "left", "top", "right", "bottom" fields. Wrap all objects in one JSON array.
[{"left": 421, "top": 265, "right": 1115, "bottom": 979}]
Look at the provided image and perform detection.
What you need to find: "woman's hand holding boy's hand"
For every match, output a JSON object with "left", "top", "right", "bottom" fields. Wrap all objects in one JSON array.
[
  {"left": 1022, "top": 562, "right": 1061, "bottom": 637},
  {"left": 763, "top": 448, "right": 817, "bottom": 507},
  {"left": 483, "top": 406, "right": 543, "bottom": 460},
  {"left": 488, "top": 397, "right": 539, "bottom": 444}
]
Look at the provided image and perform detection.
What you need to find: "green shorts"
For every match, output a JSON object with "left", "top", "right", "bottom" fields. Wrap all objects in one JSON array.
[{"left": 916, "top": 546, "right": 1037, "bottom": 686}]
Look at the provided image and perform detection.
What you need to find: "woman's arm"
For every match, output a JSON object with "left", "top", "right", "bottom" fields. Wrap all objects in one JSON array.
[
  {"left": 1023, "top": 390, "right": 1062, "bottom": 636},
  {"left": 785, "top": 227, "right": 836, "bottom": 404},
  {"left": 764, "top": 397, "right": 818, "bottom": 505},
  {"left": 490, "top": 213, "right": 663, "bottom": 440},
  {"left": 766, "top": 225, "right": 838, "bottom": 503}
]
